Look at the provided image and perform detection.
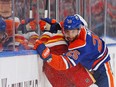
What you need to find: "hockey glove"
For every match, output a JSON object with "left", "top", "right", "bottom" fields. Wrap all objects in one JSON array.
[
  {"left": 39, "top": 18, "right": 61, "bottom": 33},
  {"left": 33, "top": 40, "right": 52, "bottom": 61}
]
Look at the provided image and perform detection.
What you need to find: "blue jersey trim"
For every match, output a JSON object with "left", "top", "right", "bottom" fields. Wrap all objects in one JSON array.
[
  {"left": 107, "top": 43, "right": 116, "bottom": 47},
  {"left": 0, "top": 50, "right": 38, "bottom": 58}
]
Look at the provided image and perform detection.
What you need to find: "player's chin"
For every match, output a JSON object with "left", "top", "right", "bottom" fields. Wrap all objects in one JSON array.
[{"left": 65, "top": 37, "right": 74, "bottom": 42}]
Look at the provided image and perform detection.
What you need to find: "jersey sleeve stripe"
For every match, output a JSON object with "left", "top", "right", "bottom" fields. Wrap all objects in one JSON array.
[
  {"left": 45, "top": 41, "right": 67, "bottom": 47},
  {"left": 63, "top": 56, "right": 74, "bottom": 68},
  {"left": 92, "top": 47, "right": 108, "bottom": 70},
  {"left": 61, "top": 56, "right": 69, "bottom": 69},
  {"left": 105, "top": 62, "right": 115, "bottom": 87},
  {"left": 97, "top": 44, "right": 106, "bottom": 58},
  {"left": 68, "top": 57, "right": 76, "bottom": 66}
]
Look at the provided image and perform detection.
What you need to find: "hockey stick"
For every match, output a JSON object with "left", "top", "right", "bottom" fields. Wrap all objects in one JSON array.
[
  {"left": 44, "top": 0, "right": 48, "bottom": 18},
  {"left": 30, "top": 0, "right": 33, "bottom": 18}
]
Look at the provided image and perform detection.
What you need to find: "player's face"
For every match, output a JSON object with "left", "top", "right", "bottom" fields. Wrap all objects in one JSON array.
[
  {"left": 64, "top": 29, "right": 79, "bottom": 42},
  {"left": 0, "top": 1, "right": 12, "bottom": 18}
]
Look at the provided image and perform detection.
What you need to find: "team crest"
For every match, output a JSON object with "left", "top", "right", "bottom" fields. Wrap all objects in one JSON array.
[{"left": 67, "top": 19, "right": 72, "bottom": 24}]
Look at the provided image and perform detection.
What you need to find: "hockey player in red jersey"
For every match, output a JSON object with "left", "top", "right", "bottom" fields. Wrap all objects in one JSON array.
[
  {"left": 38, "top": 18, "right": 73, "bottom": 87},
  {"left": 34, "top": 14, "right": 114, "bottom": 87}
]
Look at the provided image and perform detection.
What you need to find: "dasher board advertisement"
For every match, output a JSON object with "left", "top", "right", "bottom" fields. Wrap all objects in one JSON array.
[{"left": 0, "top": 50, "right": 51, "bottom": 87}]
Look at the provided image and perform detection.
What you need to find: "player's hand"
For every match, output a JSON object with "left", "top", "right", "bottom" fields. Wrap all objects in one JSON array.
[
  {"left": 33, "top": 40, "right": 52, "bottom": 61},
  {"left": 39, "top": 18, "right": 61, "bottom": 33}
]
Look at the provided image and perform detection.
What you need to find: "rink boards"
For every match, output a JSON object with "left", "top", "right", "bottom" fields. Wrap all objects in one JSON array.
[
  {"left": 0, "top": 50, "right": 52, "bottom": 87},
  {"left": 0, "top": 46, "right": 116, "bottom": 87}
]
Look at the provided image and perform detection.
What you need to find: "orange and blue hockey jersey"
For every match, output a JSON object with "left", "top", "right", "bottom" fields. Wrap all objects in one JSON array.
[
  {"left": 48, "top": 27, "right": 110, "bottom": 71},
  {"left": 40, "top": 30, "right": 95, "bottom": 87},
  {"left": 37, "top": 17, "right": 114, "bottom": 87}
]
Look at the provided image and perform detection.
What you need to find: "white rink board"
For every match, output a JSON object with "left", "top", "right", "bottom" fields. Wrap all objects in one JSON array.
[
  {"left": 0, "top": 47, "right": 115, "bottom": 87},
  {"left": 0, "top": 51, "right": 52, "bottom": 87}
]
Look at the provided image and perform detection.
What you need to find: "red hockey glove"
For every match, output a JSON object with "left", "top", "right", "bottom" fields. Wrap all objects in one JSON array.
[{"left": 33, "top": 40, "right": 52, "bottom": 61}]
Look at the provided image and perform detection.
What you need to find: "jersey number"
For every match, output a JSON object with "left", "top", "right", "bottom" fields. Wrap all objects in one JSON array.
[
  {"left": 66, "top": 50, "right": 80, "bottom": 60},
  {"left": 92, "top": 33, "right": 102, "bottom": 52}
]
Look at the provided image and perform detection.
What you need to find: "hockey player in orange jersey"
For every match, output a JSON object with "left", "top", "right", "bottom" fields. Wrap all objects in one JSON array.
[
  {"left": 36, "top": 16, "right": 97, "bottom": 87},
  {"left": 35, "top": 14, "right": 114, "bottom": 87}
]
